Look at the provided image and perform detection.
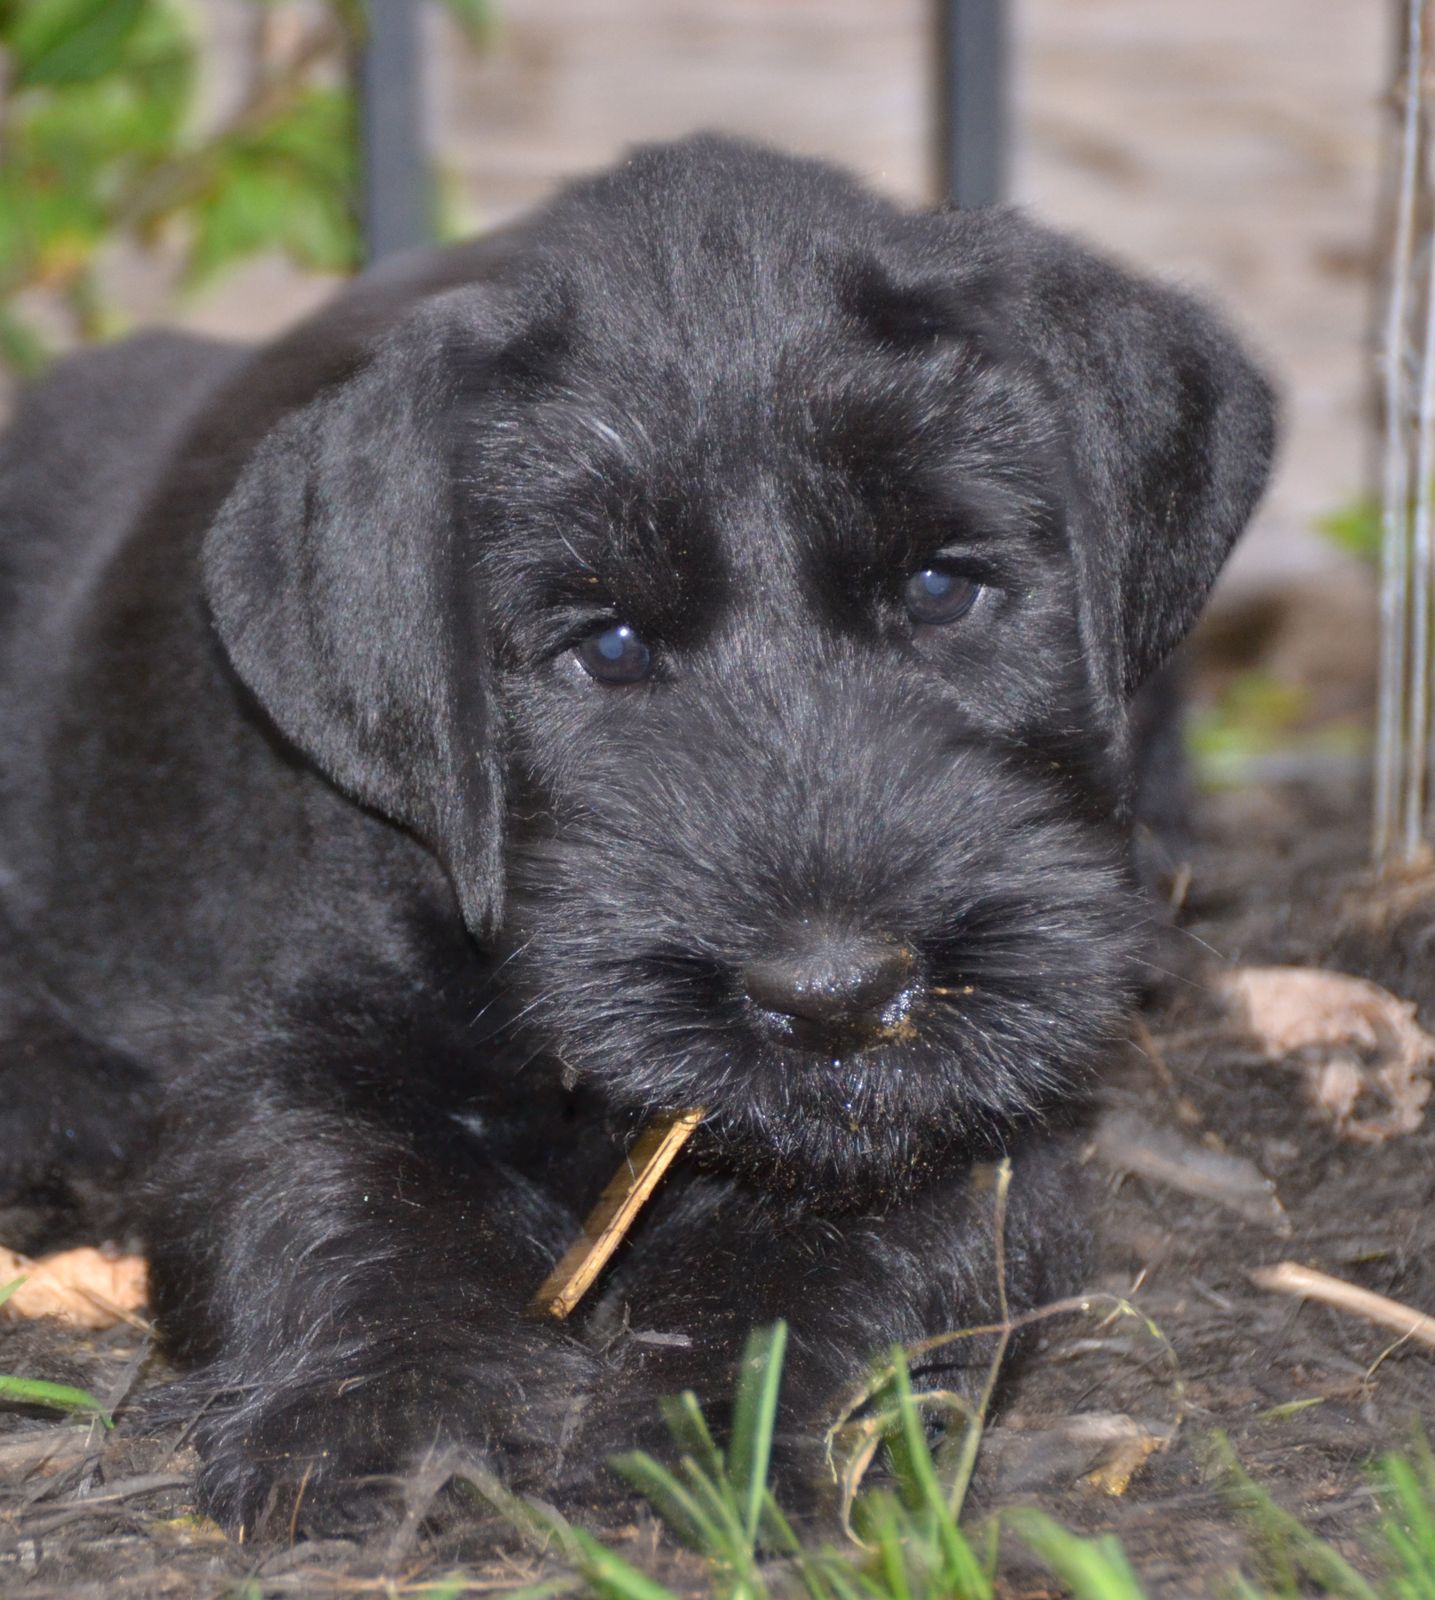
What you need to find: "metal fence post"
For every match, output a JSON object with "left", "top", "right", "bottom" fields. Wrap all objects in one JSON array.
[
  {"left": 935, "top": 0, "right": 1009, "bottom": 208},
  {"left": 359, "top": 0, "right": 431, "bottom": 263}
]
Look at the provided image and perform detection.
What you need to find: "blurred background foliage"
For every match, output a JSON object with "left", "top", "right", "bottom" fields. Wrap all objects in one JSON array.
[{"left": 0, "top": 0, "right": 488, "bottom": 377}]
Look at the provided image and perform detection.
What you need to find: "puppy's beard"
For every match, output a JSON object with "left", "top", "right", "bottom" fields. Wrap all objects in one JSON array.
[{"left": 497, "top": 797, "right": 1143, "bottom": 1208}]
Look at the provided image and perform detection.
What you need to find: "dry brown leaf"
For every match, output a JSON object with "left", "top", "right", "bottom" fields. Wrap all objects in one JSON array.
[
  {"left": 1214, "top": 965, "right": 1434, "bottom": 1142},
  {"left": 0, "top": 1245, "right": 149, "bottom": 1329},
  {"left": 1090, "top": 1108, "right": 1289, "bottom": 1230},
  {"left": 1082, "top": 1427, "right": 1164, "bottom": 1496},
  {"left": 980, "top": 1412, "right": 1170, "bottom": 1498}
]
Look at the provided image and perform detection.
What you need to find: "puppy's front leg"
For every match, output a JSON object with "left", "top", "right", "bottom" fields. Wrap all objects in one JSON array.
[
  {"left": 145, "top": 999, "right": 598, "bottom": 1536},
  {"left": 568, "top": 1135, "right": 1086, "bottom": 1506}
]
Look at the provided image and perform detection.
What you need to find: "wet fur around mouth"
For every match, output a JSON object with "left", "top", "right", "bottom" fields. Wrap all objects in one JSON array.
[{"left": 0, "top": 134, "right": 1275, "bottom": 1535}]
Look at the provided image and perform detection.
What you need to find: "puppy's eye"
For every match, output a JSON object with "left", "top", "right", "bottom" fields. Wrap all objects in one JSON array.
[
  {"left": 904, "top": 566, "right": 981, "bottom": 626},
  {"left": 575, "top": 623, "right": 653, "bottom": 684}
]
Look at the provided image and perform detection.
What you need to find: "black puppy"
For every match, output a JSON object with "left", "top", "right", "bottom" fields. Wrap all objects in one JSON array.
[{"left": 0, "top": 136, "right": 1274, "bottom": 1532}]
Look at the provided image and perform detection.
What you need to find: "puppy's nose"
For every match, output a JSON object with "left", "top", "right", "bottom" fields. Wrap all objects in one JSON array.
[{"left": 743, "top": 937, "right": 916, "bottom": 1045}]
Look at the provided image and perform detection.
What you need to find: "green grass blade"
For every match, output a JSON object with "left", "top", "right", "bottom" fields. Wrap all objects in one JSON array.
[
  {"left": 1371, "top": 1448, "right": 1435, "bottom": 1597},
  {"left": 0, "top": 1375, "right": 113, "bottom": 1425},
  {"left": 1006, "top": 1509, "right": 1149, "bottom": 1600},
  {"left": 1382, "top": 1454, "right": 1435, "bottom": 1562},
  {"left": 678, "top": 1454, "right": 754, "bottom": 1567},
  {"left": 0, "top": 1276, "right": 26, "bottom": 1310},
  {"left": 610, "top": 1449, "right": 731, "bottom": 1557},
  {"left": 1379, "top": 1524, "right": 1435, "bottom": 1600},
  {"left": 933, "top": 1526, "right": 994, "bottom": 1599},
  {"left": 1211, "top": 1435, "right": 1380, "bottom": 1600},
  {"left": 729, "top": 1321, "right": 788, "bottom": 1546},
  {"left": 782, "top": 1533, "right": 841, "bottom": 1600},
  {"left": 1377, "top": 1507, "right": 1435, "bottom": 1592},
  {"left": 1412, "top": 1432, "right": 1435, "bottom": 1504},
  {"left": 815, "top": 1554, "right": 880, "bottom": 1600},
  {"left": 880, "top": 1355, "right": 990, "bottom": 1597},
  {"left": 756, "top": 1487, "right": 805, "bottom": 1557},
  {"left": 975, "top": 1516, "right": 1001, "bottom": 1586},
  {"left": 660, "top": 1390, "right": 726, "bottom": 1478},
  {"left": 865, "top": 1492, "right": 916, "bottom": 1600},
  {"left": 837, "top": 1563, "right": 900, "bottom": 1600},
  {"left": 885, "top": 1351, "right": 945, "bottom": 1518},
  {"left": 934, "top": 1401, "right": 988, "bottom": 1527},
  {"left": 566, "top": 1526, "right": 687, "bottom": 1600},
  {"left": 885, "top": 1352, "right": 981, "bottom": 1591}
]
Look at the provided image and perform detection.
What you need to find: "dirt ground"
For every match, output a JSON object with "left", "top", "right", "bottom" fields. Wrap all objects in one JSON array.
[
  {"left": 984, "top": 774, "right": 1435, "bottom": 1594},
  {"left": 3, "top": 736, "right": 1434, "bottom": 1597}
]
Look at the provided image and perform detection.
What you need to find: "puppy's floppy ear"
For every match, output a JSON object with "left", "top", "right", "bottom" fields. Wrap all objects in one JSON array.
[
  {"left": 204, "top": 290, "right": 505, "bottom": 939},
  {"left": 993, "top": 215, "right": 1277, "bottom": 717}
]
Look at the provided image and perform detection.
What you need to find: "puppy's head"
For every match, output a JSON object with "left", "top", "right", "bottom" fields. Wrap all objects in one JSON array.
[{"left": 205, "top": 138, "right": 1275, "bottom": 1200}]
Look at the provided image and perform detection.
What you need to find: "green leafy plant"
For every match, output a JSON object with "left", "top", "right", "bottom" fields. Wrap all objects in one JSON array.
[
  {"left": 1316, "top": 494, "right": 1381, "bottom": 566},
  {"left": 1186, "top": 668, "right": 1367, "bottom": 787},
  {"left": 0, "top": 0, "right": 489, "bottom": 376},
  {"left": 464, "top": 1162, "right": 1189, "bottom": 1600},
  {"left": 1369, "top": 1432, "right": 1435, "bottom": 1598},
  {"left": 604, "top": 1325, "right": 794, "bottom": 1599},
  {"left": 1002, "top": 1510, "right": 1148, "bottom": 1600},
  {"left": 609, "top": 1328, "right": 999, "bottom": 1600},
  {"left": 1186, "top": 670, "right": 1312, "bottom": 785}
]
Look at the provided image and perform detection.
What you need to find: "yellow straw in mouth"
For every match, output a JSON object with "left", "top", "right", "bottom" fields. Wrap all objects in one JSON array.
[{"left": 528, "top": 1107, "right": 706, "bottom": 1320}]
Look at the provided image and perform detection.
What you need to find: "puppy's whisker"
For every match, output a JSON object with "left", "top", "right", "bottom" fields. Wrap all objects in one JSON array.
[
  {"left": 1167, "top": 923, "right": 1233, "bottom": 963},
  {"left": 468, "top": 988, "right": 562, "bottom": 1046},
  {"left": 1127, "top": 953, "right": 1208, "bottom": 991}
]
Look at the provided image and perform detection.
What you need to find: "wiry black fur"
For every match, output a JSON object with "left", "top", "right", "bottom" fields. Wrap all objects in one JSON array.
[{"left": 0, "top": 136, "right": 1275, "bottom": 1534}]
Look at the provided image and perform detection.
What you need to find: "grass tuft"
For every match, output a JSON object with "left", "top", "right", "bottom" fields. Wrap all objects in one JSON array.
[
  {"left": 468, "top": 1325, "right": 1435, "bottom": 1600},
  {"left": 1002, "top": 1508, "right": 1148, "bottom": 1600}
]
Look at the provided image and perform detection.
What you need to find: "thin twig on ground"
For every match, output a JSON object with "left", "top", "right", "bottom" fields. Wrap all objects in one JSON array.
[{"left": 1250, "top": 1260, "right": 1435, "bottom": 1350}]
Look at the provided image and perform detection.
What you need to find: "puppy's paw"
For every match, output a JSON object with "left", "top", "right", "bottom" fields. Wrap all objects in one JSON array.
[
  {"left": 194, "top": 1425, "right": 403, "bottom": 1543},
  {"left": 540, "top": 1337, "right": 708, "bottom": 1511},
  {"left": 177, "top": 1335, "right": 600, "bottom": 1538}
]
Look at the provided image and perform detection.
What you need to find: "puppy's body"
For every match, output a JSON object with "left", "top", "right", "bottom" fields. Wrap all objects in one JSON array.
[{"left": 0, "top": 138, "right": 1274, "bottom": 1530}]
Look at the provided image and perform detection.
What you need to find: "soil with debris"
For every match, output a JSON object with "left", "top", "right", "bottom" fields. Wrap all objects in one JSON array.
[
  {"left": 980, "top": 774, "right": 1435, "bottom": 1595},
  {"left": 2, "top": 769, "right": 1433, "bottom": 1598}
]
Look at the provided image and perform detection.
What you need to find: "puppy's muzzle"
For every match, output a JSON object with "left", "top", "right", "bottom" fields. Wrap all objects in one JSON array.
[{"left": 742, "top": 934, "right": 918, "bottom": 1054}]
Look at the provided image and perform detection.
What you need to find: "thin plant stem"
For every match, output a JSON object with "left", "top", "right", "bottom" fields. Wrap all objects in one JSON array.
[
  {"left": 939, "top": 1159, "right": 1011, "bottom": 1523},
  {"left": 1405, "top": 155, "right": 1435, "bottom": 860},
  {"left": 1377, "top": 0, "right": 1426, "bottom": 863}
]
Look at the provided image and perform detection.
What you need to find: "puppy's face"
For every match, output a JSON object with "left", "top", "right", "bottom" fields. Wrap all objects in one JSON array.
[
  {"left": 470, "top": 283, "right": 1142, "bottom": 1197},
  {"left": 204, "top": 142, "right": 1275, "bottom": 1201}
]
